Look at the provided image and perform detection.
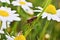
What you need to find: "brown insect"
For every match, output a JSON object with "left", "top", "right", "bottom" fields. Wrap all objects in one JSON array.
[{"left": 27, "top": 16, "right": 37, "bottom": 23}]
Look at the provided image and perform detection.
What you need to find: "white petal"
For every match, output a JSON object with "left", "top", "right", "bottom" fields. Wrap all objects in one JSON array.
[
  {"left": 20, "top": 0, "right": 25, "bottom": 1},
  {"left": 33, "top": 10, "right": 42, "bottom": 12},
  {"left": 42, "top": 12, "right": 47, "bottom": 18},
  {"left": 21, "top": 5, "right": 34, "bottom": 15},
  {"left": 0, "top": 7, "right": 7, "bottom": 10},
  {"left": 12, "top": 36, "right": 15, "bottom": 39},
  {"left": 51, "top": 15, "right": 58, "bottom": 20},
  {"left": 5, "top": 7, "right": 11, "bottom": 11},
  {"left": 56, "top": 9, "right": 60, "bottom": 17},
  {"left": 12, "top": 1, "right": 20, "bottom": 6},
  {"left": 6, "top": 16, "right": 14, "bottom": 22},
  {"left": 54, "top": 16, "right": 60, "bottom": 22},
  {"left": 35, "top": 6, "right": 43, "bottom": 10},
  {"left": 11, "top": 10, "right": 16, "bottom": 14},
  {"left": 5, "top": 0, "right": 10, "bottom": 4},
  {"left": 13, "top": 14, "right": 19, "bottom": 16},
  {"left": 47, "top": 14, "right": 52, "bottom": 20},
  {"left": 6, "top": 35, "right": 14, "bottom": 40},
  {"left": 7, "top": 22, "right": 11, "bottom": 27},
  {"left": 26, "top": 2, "right": 33, "bottom": 7},
  {"left": 1, "top": 21, "right": 6, "bottom": 30},
  {"left": 0, "top": 30, "right": 4, "bottom": 34},
  {"left": 13, "top": 17, "right": 21, "bottom": 21},
  {"left": 0, "top": 0, "right": 10, "bottom": 4},
  {"left": 0, "top": 0, "right": 6, "bottom": 2},
  {"left": 56, "top": 18, "right": 60, "bottom": 22}
]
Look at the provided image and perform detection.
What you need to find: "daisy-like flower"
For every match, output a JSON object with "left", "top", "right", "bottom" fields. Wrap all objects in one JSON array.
[
  {"left": 0, "top": 7, "right": 21, "bottom": 30},
  {"left": 0, "top": 0, "right": 10, "bottom": 4},
  {"left": 14, "top": 31, "right": 26, "bottom": 40},
  {"left": 14, "top": 34, "right": 26, "bottom": 40},
  {"left": 34, "top": 4, "right": 60, "bottom": 22},
  {"left": 12, "top": 0, "right": 34, "bottom": 15}
]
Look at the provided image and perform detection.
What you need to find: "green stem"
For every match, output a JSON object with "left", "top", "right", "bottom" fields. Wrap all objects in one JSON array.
[
  {"left": 10, "top": 22, "right": 19, "bottom": 36},
  {"left": 53, "top": 32, "right": 57, "bottom": 40},
  {"left": 53, "top": 35, "right": 57, "bottom": 40},
  {"left": 0, "top": 21, "right": 2, "bottom": 29},
  {"left": 5, "top": 3, "right": 8, "bottom": 7},
  {"left": 0, "top": 2, "right": 2, "bottom": 6},
  {"left": 39, "top": 20, "right": 50, "bottom": 40},
  {"left": 17, "top": 6, "right": 20, "bottom": 14},
  {"left": 24, "top": 17, "right": 39, "bottom": 37}
]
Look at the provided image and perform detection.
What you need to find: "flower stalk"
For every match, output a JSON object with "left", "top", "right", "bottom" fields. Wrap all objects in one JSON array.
[{"left": 38, "top": 20, "right": 50, "bottom": 40}]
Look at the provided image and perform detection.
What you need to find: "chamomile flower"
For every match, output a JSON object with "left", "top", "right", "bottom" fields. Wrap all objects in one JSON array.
[
  {"left": 12, "top": 0, "right": 34, "bottom": 15},
  {"left": 35, "top": 4, "right": 60, "bottom": 22},
  {"left": 14, "top": 34, "right": 26, "bottom": 40},
  {"left": 0, "top": 0, "right": 10, "bottom": 4},
  {"left": 0, "top": 7, "right": 21, "bottom": 30},
  {"left": 14, "top": 31, "right": 26, "bottom": 40}
]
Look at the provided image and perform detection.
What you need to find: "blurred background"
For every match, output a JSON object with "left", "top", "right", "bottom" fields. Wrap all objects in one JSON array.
[{"left": 0, "top": 0, "right": 60, "bottom": 40}]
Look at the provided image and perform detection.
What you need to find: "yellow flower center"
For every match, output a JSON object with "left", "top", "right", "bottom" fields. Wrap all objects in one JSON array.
[
  {"left": 45, "top": 4, "right": 56, "bottom": 14},
  {"left": 19, "top": 1, "right": 26, "bottom": 5},
  {"left": 0, "top": 10, "right": 9, "bottom": 17},
  {"left": 14, "top": 35, "right": 26, "bottom": 40}
]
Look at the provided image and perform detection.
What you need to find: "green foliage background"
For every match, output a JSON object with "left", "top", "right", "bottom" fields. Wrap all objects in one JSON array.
[{"left": 0, "top": 0, "right": 60, "bottom": 40}]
